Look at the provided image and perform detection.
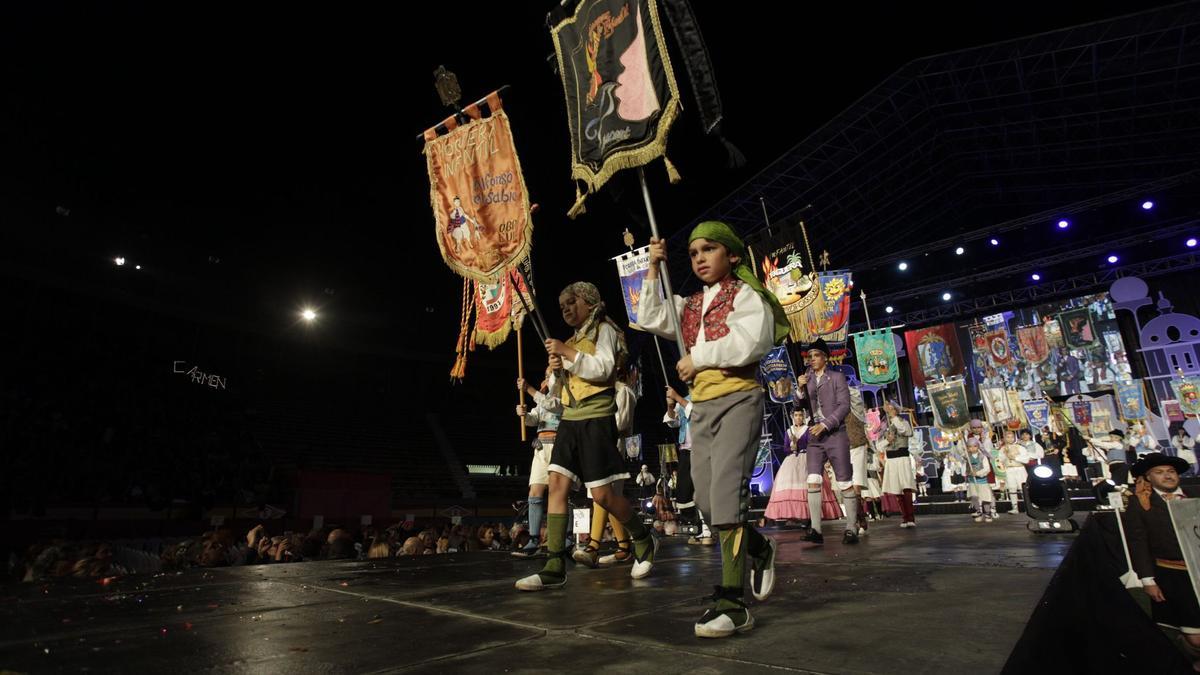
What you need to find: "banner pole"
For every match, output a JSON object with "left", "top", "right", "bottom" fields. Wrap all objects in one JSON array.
[
  {"left": 517, "top": 324, "right": 527, "bottom": 442},
  {"left": 638, "top": 167, "right": 687, "bottom": 355},
  {"left": 861, "top": 289, "right": 872, "bottom": 331}
]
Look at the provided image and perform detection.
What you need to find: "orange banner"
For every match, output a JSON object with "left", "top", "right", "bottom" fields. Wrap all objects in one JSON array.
[{"left": 424, "top": 95, "right": 532, "bottom": 282}]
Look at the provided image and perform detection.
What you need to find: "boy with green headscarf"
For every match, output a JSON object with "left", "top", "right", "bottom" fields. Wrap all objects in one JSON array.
[{"left": 641, "top": 221, "right": 790, "bottom": 638}]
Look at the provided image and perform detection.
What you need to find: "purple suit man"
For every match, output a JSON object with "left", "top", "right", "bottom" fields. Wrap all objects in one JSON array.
[
  {"left": 800, "top": 367, "right": 852, "bottom": 483},
  {"left": 796, "top": 339, "right": 860, "bottom": 544}
]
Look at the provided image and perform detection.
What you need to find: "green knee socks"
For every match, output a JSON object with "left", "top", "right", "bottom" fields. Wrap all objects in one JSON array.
[{"left": 539, "top": 513, "right": 568, "bottom": 580}]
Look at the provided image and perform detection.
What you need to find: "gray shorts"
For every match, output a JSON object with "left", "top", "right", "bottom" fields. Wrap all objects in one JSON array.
[{"left": 689, "top": 388, "right": 763, "bottom": 527}]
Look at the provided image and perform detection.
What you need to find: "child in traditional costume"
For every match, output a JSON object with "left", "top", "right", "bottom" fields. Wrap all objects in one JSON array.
[
  {"left": 642, "top": 221, "right": 789, "bottom": 638},
  {"left": 514, "top": 282, "right": 656, "bottom": 591}
]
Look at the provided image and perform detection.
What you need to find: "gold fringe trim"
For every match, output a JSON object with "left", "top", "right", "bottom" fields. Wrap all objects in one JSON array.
[
  {"left": 552, "top": 0, "right": 684, "bottom": 217},
  {"left": 474, "top": 321, "right": 513, "bottom": 349},
  {"left": 425, "top": 109, "right": 536, "bottom": 284}
]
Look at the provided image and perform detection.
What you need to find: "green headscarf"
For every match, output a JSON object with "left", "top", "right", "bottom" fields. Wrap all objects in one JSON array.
[{"left": 689, "top": 220, "right": 790, "bottom": 345}]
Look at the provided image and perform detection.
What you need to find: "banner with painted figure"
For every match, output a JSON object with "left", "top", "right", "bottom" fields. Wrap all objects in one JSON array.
[
  {"left": 1175, "top": 378, "right": 1200, "bottom": 417},
  {"left": 1058, "top": 308, "right": 1097, "bottom": 349},
  {"left": 853, "top": 328, "right": 899, "bottom": 385},
  {"left": 1071, "top": 400, "right": 1093, "bottom": 426},
  {"left": 1017, "top": 325, "right": 1051, "bottom": 364},
  {"left": 473, "top": 272, "right": 531, "bottom": 348},
  {"left": 928, "top": 378, "right": 971, "bottom": 432},
  {"left": 929, "top": 426, "right": 957, "bottom": 453},
  {"left": 614, "top": 245, "right": 663, "bottom": 328},
  {"left": 1006, "top": 390, "right": 1027, "bottom": 430},
  {"left": 1023, "top": 399, "right": 1051, "bottom": 432},
  {"left": 424, "top": 93, "right": 532, "bottom": 283},
  {"left": 981, "top": 386, "right": 1014, "bottom": 424},
  {"left": 550, "top": 0, "right": 681, "bottom": 217},
  {"left": 1116, "top": 380, "right": 1147, "bottom": 421},
  {"left": 905, "top": 323, "right": 966, "bottom": 389},
  {"left": 760, "top": 345, "right": 800, "bottom": 404}
]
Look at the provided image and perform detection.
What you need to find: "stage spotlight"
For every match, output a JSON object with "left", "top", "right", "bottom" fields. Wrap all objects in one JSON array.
[
  {"left": 1024, "top": 464, "right": 1077, "bottom": 532},
  {"left": 898, "top": 261, "right": 908, "bottom": 271},
  {"left": 301, "top": 309, "right": 317, "bottom": 321},
  {"left": 941, "top": 292, "right": 952, "bottom": 301},
  {"left": 885, "top": 305, "right": 894, "bottom": 314},
  {"left": 955, "top": 246, "right": 964, "bottom": 255},
  {"left": 990, "top": 238, "right": 999, "bottom": 246},
  {"left": 1107, "top": 254, "right": 1119, "bottom": 264},
  {"left": 1031, "top": 273, "right": 1041, "bottom": 281},
  {"left": 1142, "top": 201, "right": 1154, "bottom": 211},
  {"left": 1187, "top": 238, "right": 1197, "bottom": 248},
  {"left": 114, "top": 257, "right": 126, "bottom": 266},
  {"left": 1057, "top": 220, "right": 1070, "bottom": 229},
  {"left": 644, "top": 499, "right": 653, "bottom": 510},
  {"left": 135, "top": 265, "right": 142, "bottom": 270}
]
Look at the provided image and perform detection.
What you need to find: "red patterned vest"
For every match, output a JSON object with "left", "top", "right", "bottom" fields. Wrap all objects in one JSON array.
[{"left": 682, "top": 277, "right": 742, "bottom": 351}]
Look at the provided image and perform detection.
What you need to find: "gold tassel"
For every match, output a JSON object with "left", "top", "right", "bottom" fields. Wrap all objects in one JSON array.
[
  {"left": 664, "top": 155, "right": 682, "bottom": 184},
  {"left": 567, "top": 184, "right": 588, "bottom": 219}
]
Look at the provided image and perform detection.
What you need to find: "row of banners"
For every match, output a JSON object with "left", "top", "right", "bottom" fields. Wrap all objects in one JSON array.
[{"left": 425, "top": 0, "right": 738, "bottom": 378}]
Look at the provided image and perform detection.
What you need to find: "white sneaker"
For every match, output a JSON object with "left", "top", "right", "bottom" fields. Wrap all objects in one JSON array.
[
  {"left": 694, "top": 607, "right": 754, "bottom": 639},
  {"left": 972, "top": 516, "right": 983, "bottom": 523},
  {"left": 514, "top": 572, "right": 565, "bottom": 591},
  {"left": 906, "top": 521, "right": 916, "bottom": 528},
  {"left": 984, "top": 516, "right": 994, "bottom": 523}
]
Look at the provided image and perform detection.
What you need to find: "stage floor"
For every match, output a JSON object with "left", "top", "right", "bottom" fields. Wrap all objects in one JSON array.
[{"left": 1, "top": 514, "right": 1074, "bottom": 674}]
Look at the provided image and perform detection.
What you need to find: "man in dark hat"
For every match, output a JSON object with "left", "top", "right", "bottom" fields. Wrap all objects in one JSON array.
[
  {"left": 1123, "top": 452, "right": 1200, "bottom": 665},
  {"left": 797, "top": 338, "right": 859, "bottom": 545}
]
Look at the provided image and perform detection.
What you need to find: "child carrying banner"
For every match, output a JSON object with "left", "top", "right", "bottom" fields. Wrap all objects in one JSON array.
[
  {"left": 640, "top": 221, "right": 790, "bottom": 639},
  {"left": 514, "top": 282, "right": 657, "bottom": 591}
]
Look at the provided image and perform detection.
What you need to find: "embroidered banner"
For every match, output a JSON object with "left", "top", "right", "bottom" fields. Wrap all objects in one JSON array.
[
  {"left": 1058, "top": 308, "right": 1097, "bottom": 349},
  {"left": 987, "top": 328, "right": 1013, "bottom": 366},
  {"left": 1017, "top": 325, "right": 1050, "bottom": 364},
  {"left": 1115, "top": 380, "right": 1147, "bottom": 421},
  {"left": 853, "top": 328, "right": 899, "bottom": 385},
  {"left": 757, "top": 242, "right": 818, "bottom": 343},
  {"left": 759, "top": 345, "right": 800, "bottom": 404},
  {"left": 1022, "top": 399, "right": 1051, "bottom": 432},
  {"left": 904, "top": 323, "right": 965, "bottom": 390},
  {"left": 1164, "top": 399, "right": 1187, "bottom": 422},
  {"left": 614, "top": 245, "right": 663, "bottom": 329},
  {"left": 981, "top": 386, "right": 1014, "bottom": 424},
  {"left": 1071, "top": 400, "right": 1093, "bottom": 426},
  {"left": 424, "top": 94, "right": 532, "bottom": 283},
  {"left": 780, "top": 270, "right": 854, "bottom": 346},
  {"left": 928, "top": 378, "right": 971, "bottom": 432},
  {"left": 550, "top": 0, "right": 681, "bottom": 217},
  {"left": 474, "top": 273, "right": 525, "bottom": 348},
  {"left": 1174, "top": 378, "right": 1200, "bottom": 417}
]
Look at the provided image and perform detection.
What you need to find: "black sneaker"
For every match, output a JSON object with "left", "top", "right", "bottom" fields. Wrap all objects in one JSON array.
[
  {"left": 801, "top": 530, "right": 824, "bottom": 545},
  {"left": 842, "top": 530, "right": 859, "bottom": 545}
]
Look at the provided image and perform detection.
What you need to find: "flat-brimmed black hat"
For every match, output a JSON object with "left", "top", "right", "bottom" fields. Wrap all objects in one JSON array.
[
  {"left": 1109, "top": 429, "right": 1125, "bottom": 439},
  {"left": 807, "top": 338, "right": 830, "bottom": 356},
  {"left": 1130, "top": 452, "right": 1190, "bottom": 478}
]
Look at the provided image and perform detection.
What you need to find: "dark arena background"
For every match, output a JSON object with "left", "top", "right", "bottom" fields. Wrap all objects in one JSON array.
[{"left": 4, "top": 2, "right": 1200, "bottom": 674}]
